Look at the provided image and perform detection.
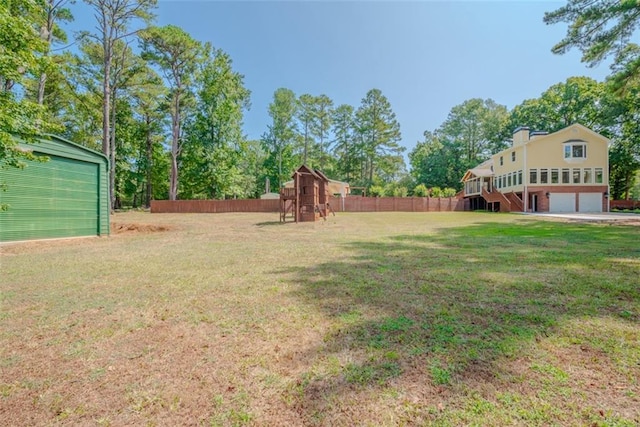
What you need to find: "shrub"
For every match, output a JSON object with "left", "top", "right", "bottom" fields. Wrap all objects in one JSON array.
[
  {"left": 383, "top": 183, "right": 397, "bottom": 197},
  {"left": 393, "top": 186, "right": 408, "bottom": 197},
  {"left": 443, "top": 187, "right": 457, "bottom": 197},
  {"left": 381, "top": 183, "right": 408, "bottom": 197},
  {"left": 413, "top": 184, "right": 428, "bottom": 197},
  {"left": 369, "top": 185, "right": 385, "bottom": 197},
  {"left": 430, "top": 187, "right": 444, "bottom": 198}
]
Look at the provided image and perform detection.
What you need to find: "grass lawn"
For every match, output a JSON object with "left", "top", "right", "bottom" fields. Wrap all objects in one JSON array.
[{"left": 1, "top": 212, "right": 639, "bottom": 426}]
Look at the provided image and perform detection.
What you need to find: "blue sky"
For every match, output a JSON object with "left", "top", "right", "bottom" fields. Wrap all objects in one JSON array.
[{"left": 71, "top": 1, "right": 613, "bottom": 157}]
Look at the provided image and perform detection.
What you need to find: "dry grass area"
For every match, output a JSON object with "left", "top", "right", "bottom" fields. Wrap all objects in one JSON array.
[{"left": 1, "top": 211, "right": 639, "bottom": 426}]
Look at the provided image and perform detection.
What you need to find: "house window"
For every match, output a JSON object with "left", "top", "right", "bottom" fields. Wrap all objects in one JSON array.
[
  {"left": 508, "top": 174, "right": 512, "bottom": 187},
  {"left": 562, "top": 168, "right": 570, "bottom": 184},
  {"left": 511, "top": 152, "right": 516, "bottom": 162},
  {"left": 500, "top": 156, "right": 503, "bottom": 166},
  {"left": 540, "top": 169, "right": 548, "bottom": 184},
  {"left": 564, "top": 142, "right": 587, "bottom": 159},
  {"left": 583, "top": 168, "right": 592, "bottom": 184},
  {"left": 595, "top": 168, "right": 603, "bottom": 184},
  {"left": 551, "top": 169, "right": 559, "bottom": 184},
  {"left": 573, "top": 168, "right": 581, "bottom": 184},
  {"left": 530, "top": 169, "right": 537, "bottom": 184},
  {"left": 518, "top": 170, "right": 522, "bottom": 185}
]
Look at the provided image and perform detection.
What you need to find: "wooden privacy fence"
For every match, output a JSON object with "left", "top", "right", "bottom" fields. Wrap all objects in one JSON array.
[
  {"left": 151, "top": 196, "right": 467, "bottom": 213},
  {"left": 151, "top": 199, "right": 279, "bottom": 213},
  {"left": 335, "top": 196, "right": 467, "bottom": 212},
  {"left": 610, "top": 200, "right": 640, "bottom": 210}
]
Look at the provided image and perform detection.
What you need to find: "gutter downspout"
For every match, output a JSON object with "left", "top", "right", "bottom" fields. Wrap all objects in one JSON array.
[
  {"left": 606, "top": 155, "right": 610, "bottom": 213},
  {"left": 523, "top": 142, "right": 528, "bottom": 213}
]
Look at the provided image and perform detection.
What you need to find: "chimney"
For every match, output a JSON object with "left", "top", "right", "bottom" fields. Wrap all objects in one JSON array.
[
  {"left": 529, "top": 131, "right": 548, "bottom": 140},
  {"left": 512, "top": 126, "right": 530, "bottom": 146}
]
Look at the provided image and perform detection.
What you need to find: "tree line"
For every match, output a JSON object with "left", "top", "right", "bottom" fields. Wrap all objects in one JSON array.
[{"left": 1, "top": 0, "right": 639, "bottom": 210}]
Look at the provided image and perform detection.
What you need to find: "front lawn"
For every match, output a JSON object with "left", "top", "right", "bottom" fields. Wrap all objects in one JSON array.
[{"left": 1, "top": 212, "right": 638, "bottom": 426}]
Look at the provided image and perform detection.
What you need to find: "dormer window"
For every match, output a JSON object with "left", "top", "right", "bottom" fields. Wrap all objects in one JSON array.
[{"left": 564, "top": 141, "right": 587, "bottom": 159}]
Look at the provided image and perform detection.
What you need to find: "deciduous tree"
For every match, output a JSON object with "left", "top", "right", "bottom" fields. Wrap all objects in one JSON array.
[
  {"left": 263, "top": 88, "right": 298, "bottom": 188},
  {"left": 509, "top": 77, "right": 613, "bottom": 134},
  {"left": 0, "top": 0, "right": 59, "bottom": 168},
  {"left": 439, "top": 98, "right": 509, "bottom": 167},
  {"left": 181, "top": 46, "right": 251, "bottom": 199},
  {"left": 409, "top": 131, "right": 465, "bottom": 190}
]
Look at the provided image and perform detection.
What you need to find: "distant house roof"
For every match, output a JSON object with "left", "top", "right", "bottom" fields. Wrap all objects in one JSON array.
[
  {"left": 260, "top": 192, "right": 280, "bottom": 199},
  {"left": 314, "top": 169, "right": 330, "bottom": 182}
]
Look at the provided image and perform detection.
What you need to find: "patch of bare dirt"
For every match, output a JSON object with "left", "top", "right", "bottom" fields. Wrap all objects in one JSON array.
[{"left": 110, "top": 222, "right": 172, "bottom": 233}]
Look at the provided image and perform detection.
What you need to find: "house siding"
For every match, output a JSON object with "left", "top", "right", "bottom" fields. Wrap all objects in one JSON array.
[{"left": 463, "top": 124, "right": 609, "bottom": 213}]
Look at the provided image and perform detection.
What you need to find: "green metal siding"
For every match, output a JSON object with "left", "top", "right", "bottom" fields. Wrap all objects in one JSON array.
[{"left": 0, "top": 135, "right": 109, "bottom": 242}]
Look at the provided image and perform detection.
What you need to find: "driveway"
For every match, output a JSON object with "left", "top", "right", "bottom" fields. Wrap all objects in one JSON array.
[{"left": 524, "top": 212, "right": 640, "bottom": 224}]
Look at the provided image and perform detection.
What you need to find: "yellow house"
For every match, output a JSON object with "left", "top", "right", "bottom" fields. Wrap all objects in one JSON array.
[{"left": 462, "top": 123, "right": 609, "bottom": 213}]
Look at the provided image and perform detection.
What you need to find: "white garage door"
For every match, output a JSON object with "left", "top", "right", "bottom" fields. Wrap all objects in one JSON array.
[
  {"left": 579, "top": 193, "right": 603, "bottom": 212},
  {"left": 549, "top": 193, "right": 576, "bottom": 212}
]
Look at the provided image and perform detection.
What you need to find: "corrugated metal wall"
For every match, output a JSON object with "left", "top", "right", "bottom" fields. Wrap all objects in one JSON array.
[{"left": 0, "top": 136, "right": 109, "bottom": 242}]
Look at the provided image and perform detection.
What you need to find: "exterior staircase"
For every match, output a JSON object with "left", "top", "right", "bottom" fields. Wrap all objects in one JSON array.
[
  {"left": 481, "top": 188, "right": 512, "bottom": 212},
  {"left": 480, "top": 189, "right": 524, "bottom": 213},
  {"left": 504, "top": 192, "right": 524, "bottom": 212}
]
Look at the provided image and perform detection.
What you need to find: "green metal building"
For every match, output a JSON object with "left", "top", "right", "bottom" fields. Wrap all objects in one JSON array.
[{"left": 0, "top": 135, "right": 110, "bottom": 242}]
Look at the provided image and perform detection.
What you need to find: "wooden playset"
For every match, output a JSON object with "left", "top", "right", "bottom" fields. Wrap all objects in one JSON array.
[{"left": 280, "top": 165, "right": 335, "bottom": 222}]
